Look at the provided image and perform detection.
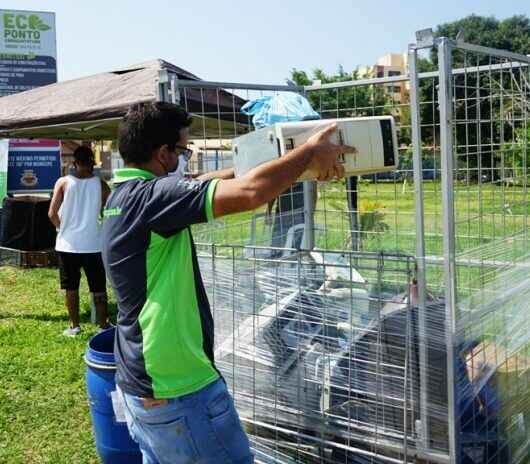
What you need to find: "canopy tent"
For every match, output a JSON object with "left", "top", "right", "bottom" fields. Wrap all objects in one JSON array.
[{"left": 0, "top": 59, "right": 249, "bottom": 140}]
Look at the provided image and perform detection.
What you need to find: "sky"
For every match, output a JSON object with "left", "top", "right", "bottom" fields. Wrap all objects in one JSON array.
[{"left": 10, "top": 0, "right": 530, "bottom": 85}]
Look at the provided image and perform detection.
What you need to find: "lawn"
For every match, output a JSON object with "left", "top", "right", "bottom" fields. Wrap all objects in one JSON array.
[
  {"left": 197, "top": 179, "right": 530, "bottom": 256},
  {"left": 0, "top": 267, "right": 116, "bottom": 463},
  {"left": 1, "top": 180, "right": 529, "bottom": 462}
]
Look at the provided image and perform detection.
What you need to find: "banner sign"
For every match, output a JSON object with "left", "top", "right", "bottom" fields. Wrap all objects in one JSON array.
[
  {"left": 0, "top": 9, "right": 57, "bottom": 96},
  {"left": 0, "top": 10, "right": 59, "bottom": 197},
  {"left": 7, "top": 139, "right": 61, "bottom": 193}
]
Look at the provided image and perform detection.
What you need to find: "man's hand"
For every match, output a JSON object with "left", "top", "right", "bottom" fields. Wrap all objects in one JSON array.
[{"left": 305, "top": 124, "right": 356, "bottom": 181}]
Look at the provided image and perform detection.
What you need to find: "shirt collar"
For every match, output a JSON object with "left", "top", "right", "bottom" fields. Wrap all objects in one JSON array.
[{"left": 112, "top": 168, "right": 157, "bottom": 184}]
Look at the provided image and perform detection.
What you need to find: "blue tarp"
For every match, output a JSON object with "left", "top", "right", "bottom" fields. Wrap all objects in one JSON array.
[{"left": 241, "top": 93, "right": 320, "bottom": 129}]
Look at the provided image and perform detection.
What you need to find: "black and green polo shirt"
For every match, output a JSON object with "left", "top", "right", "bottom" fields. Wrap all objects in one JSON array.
[{"left": 101, "top": 168, "right": 220, "bottom": 399}]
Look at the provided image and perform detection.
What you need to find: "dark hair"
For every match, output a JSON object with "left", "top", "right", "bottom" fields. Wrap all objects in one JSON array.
[
  {"left": 73, "top": 146, "right": 95, "bottom": 166},
  {"left": 118, "top": 102, "right": 192, "bottom": 164}
]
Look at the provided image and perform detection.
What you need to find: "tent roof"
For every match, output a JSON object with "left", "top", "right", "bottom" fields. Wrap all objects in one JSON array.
[{"left": 0, "top": 59, "right": 247, "bottom": 140}]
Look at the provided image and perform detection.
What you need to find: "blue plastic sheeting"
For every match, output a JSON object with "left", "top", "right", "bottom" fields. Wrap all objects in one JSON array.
[{"left": 241, "top": 93, "right": 320, "bottom": 128}]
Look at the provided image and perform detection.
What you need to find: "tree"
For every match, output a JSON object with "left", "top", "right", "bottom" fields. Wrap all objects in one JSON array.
[
  {"left": 290, "top": 67, "right": 388, "bottom": 120},
  {"left": 432, "top": 15, "right": 530, "bottom": 65},
  {"left": 289, "top": 15, "right": 530, "bottom": 181},
  {"left": 431, "top": 15, "right": 530, "bottom": 180},
  {"left": 290, "top": 58, "right": 439, "bottom": 145}
]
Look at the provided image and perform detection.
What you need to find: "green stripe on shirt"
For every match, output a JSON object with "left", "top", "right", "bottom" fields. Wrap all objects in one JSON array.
[{"left": 205, "top": 178, "right": 220, "bottom": 222}]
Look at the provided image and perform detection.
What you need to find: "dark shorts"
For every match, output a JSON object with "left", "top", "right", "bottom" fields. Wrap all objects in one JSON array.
[{"left": 57, "top": 252, "right": 107, "bottom": 293}]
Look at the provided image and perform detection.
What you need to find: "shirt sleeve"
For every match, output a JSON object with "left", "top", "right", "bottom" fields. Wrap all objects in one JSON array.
[{"left": 143, "top": 177, "right": 219, "bottom": 233}]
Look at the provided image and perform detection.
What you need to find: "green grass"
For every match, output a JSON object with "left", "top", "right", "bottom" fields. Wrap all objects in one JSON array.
[
  {"left": 1, "top": 180, "right": 530, "bottom": 461},
  {"left": 198, "top": 180, "right": 530, "bottom": 254},
  {"left": 0, "top": 267, "right": 117, "bottom": 463}
]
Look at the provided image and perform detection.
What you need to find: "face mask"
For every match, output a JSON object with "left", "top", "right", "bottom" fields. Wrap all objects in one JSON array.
[{"left": 168, "top": 154, "right": 188, "bottom": 178}]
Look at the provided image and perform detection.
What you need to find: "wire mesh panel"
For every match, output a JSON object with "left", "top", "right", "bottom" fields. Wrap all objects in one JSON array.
[
  {"left": 439, "top": 41, "right": 530, "bottom": 464},
  {"left": 448, "top": 47, "right": 530, "bottom": 291},
  {"left": 183, "top": 75, "right": 443, "bottom": 262},
  {"left": 197, "top": 245, "right": 440, "bottom": 463},
  {"left": 174, "top": 37, "right": 530, "bottom": 463},
  {"left": 177, "top": 83, "right": 301, "bottom": 172},
  {"left": 176, "top": 81, "right": 314, "bottom": 251},
  {"left": 179, "top": 75, "right": 433, "bottom": 260},
  {"left": 304, "top": 78, "right": 422, "bottom": 256}
]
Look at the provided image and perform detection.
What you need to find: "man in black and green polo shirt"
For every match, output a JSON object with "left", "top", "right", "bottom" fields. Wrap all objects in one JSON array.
[{"left": 102, "top": 102, "right": 353, "bottom": 463}]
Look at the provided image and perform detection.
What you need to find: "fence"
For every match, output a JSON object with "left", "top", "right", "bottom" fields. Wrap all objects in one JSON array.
[{"left": 159, "top": 31, "right": 530, "bottom": 464}]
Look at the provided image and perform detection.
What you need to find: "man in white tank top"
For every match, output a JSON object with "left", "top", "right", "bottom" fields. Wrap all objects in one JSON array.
[{"left": 48, "top": 146, "right": 111, "bottom": 336}]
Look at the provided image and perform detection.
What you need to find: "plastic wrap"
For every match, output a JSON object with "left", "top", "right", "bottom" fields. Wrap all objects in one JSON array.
[{"left": 192, "top": 243, "right": 530, "bottom": 463}]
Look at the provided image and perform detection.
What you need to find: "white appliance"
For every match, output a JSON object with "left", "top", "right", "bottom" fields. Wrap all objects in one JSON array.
[{"left": 232, "top": 116, "right": 398, "bottom": 181}]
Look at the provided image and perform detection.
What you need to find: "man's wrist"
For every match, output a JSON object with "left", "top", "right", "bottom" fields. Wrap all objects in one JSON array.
[{"left": 302, "top": 143, "right": 318, "bottom": 171}]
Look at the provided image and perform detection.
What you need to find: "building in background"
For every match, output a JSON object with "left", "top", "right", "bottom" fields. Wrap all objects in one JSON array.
[{"left": 357, "top": 53, "right": 409, "bottom": 103}]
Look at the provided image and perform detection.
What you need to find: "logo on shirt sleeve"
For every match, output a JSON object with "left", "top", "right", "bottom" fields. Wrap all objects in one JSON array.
[{"left": 103, "top": 207, "right": 123, "bottom": 218}]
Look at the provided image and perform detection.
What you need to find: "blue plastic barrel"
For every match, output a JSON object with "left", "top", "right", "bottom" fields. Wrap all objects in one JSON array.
[{"left": 85, "top": 328, "right": 142, "bottom": 463}]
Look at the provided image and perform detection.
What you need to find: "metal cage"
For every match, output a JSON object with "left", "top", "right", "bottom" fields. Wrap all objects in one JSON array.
[{"left": 158, "top": 32, "right": 530, "bottom": 464}]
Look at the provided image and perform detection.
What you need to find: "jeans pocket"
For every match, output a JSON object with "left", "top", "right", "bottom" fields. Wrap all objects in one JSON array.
[
  {"left": 142, "top": 416, "right": 199, "bottom": 464},
  {"left": 208, "top": 393, "right": 253, "bottom": 463}
]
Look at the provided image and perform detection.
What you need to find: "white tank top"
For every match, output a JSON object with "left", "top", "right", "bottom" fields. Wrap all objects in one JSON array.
[{"left": 55, "top": 175, "right": 103, "bottom": 253}]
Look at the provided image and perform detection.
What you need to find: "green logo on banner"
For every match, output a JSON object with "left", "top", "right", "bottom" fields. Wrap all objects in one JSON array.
[
  {"left": 3, "top": 13, "right": 51, "bottom": 43},
  {"left": 28, "top": 15, "right": 51, "bottom": 31}
]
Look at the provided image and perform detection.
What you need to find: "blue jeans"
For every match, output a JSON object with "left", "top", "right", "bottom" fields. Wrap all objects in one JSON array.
[{"left": 119, "top": 378, "right": 254, "bottom": 464}]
